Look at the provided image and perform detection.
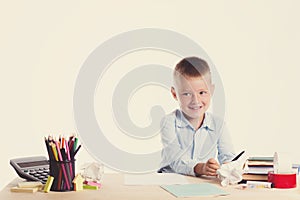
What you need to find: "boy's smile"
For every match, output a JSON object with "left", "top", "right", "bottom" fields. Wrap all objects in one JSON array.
[{"left": 171, "top": 75, "right": 214, "bottom": 129}]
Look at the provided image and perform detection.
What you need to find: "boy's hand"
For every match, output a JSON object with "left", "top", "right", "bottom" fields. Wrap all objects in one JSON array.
[
  {"left": 202, "top": 158, "right": 220, "bottom": 176},
  {"left": 194, "top": 158, "right": 220, "bottom": 176}
]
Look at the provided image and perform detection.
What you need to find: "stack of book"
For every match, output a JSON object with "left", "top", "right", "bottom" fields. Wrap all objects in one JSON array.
[{"left": 242, "top": 156, "right": 274, "bottom": 181}]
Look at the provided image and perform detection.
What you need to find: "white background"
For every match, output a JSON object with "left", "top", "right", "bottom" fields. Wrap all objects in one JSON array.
[{"left": 1, "top": 0, "right": 300, "bottom": 190}]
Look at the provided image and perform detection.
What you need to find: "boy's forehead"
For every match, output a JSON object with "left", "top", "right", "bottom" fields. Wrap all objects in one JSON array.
[
  {"left": 175, "top": 74, "right": 211, "bottom": 84},
  {"left": 174, "top": 75, "right": 212, "bottom": 89}
]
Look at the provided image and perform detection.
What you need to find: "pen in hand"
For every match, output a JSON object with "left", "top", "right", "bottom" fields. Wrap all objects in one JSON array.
[{"left": 231, "top": 151, "right": 245, "bottom": 161}]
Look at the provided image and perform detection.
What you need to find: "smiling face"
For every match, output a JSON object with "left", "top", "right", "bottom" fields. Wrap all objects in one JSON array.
[{"left": 171, "top": 74, "right": 214, "bottom": 129}]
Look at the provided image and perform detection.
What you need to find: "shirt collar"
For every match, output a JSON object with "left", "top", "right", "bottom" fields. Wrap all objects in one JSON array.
[{"left": 175, "top": 109, "right": 215, "bottom": 131}]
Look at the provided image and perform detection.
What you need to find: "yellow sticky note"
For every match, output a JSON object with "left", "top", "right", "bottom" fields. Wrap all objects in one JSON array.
[
  {"left": 10, "top": 186, "right": 38, "bottom": 193},
  {"left": 73, "top": 174, "right": 84, "bottom": 191},
  {"left": 44, "top": 176, "right": 54, "bottom": 193},
  {"left": 18, "top": 181, "right": 43, "bottom": 189}
]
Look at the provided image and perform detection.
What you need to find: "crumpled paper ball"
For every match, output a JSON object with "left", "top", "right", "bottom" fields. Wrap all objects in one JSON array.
[{"left": 217, "top": 153, "right": 248, "bottom": 187}]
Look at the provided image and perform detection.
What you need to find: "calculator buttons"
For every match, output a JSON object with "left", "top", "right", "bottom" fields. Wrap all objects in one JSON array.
[{"left": 28, "top": 169, "right": 49, "bottom": 181}]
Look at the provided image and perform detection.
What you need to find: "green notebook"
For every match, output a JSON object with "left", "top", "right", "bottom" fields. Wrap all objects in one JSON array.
[
  {"left": 161, "top": 183, "right": 229, "bottom": 197},
  {"left": 248, "top": 156, "right": 274, "bottom": 161}
]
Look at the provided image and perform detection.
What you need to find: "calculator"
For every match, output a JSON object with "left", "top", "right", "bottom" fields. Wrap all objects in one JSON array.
[{"left": 10, "top": 156, "right": 49, "bottom": 184}]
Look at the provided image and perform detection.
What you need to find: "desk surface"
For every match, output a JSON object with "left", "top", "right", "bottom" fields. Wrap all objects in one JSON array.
[{"left": 1, "top": 174, "right": 300, "bottom": 200}]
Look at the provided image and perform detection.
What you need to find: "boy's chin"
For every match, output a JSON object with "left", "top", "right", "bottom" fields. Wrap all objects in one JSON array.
[{"left": 183, "top": 111, "right": 204, "bottom": 120}]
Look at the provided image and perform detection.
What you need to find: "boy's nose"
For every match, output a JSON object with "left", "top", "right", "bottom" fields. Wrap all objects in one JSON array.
[{"left": 191, "top": 93, "right": 200, "bottom": 103}]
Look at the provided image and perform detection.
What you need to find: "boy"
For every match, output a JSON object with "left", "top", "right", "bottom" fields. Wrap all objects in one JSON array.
[{"left": 159, "top": 56, "right": 235, "bottom": 176}]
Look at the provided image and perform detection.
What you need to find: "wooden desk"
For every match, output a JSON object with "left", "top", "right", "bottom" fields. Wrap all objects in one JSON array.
[{"left": 1, "top": 173, "right": 300, "bottom": 200}]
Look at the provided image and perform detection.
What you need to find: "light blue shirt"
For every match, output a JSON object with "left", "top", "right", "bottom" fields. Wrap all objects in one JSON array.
[{"left": 159, "top": 109, "right": 235, "bottom": 176}]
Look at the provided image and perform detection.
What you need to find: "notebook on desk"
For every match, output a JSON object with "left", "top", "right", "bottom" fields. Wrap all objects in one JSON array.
[{"left": 161, "top": 183, "right": 229, "bottom": 197}]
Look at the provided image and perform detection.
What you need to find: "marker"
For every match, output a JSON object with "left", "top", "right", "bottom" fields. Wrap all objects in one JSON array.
[
  {"left": 50, "top": 143, "right": 58, "bottom": 161},
  {"left": 73, "top": 145, "right": 81, "bottom": 157},
  {"left": 61, "top": 137, "right": 65, "bottom": 149},
  {"left": 247, "top": 181, "right": 273, "bottom": 188},
  {"left": 73, "top": 137, "right": 78, "bottom": 152},
  {"left": 44, "top": 176, "right": 54, "bottom": 193},
  {"left": 65, "top": 140, "right": 73, "bottom": 177},
  {"left": 45, "top": 137, "right": 54, "bottom": 161},
  {"left": 55, "top": 141, "right": 71, "bottom": 190},
  {"left": 231, "top": 151, "right": 245, "bottom": 161}
]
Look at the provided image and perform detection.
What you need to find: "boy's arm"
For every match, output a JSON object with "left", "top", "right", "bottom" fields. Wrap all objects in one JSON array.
[
  {"left": 167, "top": 154, "right": 199, "bottom": 176},
  {"left": 217, "top": 122, "right": 235, "bottom": 164}
]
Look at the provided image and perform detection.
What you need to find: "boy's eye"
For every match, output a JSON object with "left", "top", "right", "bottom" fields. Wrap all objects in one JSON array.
[{"left": 182, "top": 93, "right": 191, "bottom": 96}]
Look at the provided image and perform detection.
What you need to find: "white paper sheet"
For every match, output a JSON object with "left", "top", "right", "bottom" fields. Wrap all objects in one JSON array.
[{"left": 124, "top": 173, "right": 189, "bottom": 185}]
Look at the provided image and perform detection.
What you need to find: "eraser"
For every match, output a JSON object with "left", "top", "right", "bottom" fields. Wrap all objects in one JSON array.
[
  {"left": 83, "top": 181, "right": 102, "bottom": 188},
  {"left": 83, "top": 184, "right": 99, "bottom": 190},
  {"left": 44, "top": 176, "right": 54, "bottom": 193},
  {"left": 18, "top": 181, "right": 43, "bottom": 188},
  {"left": 10, "top": 186, "right": 38, "bottom": 193}
]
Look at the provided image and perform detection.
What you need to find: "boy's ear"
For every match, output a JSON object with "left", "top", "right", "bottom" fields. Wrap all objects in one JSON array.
[{"left": 171, "top": 87, "right": 178, "bottom": 100}]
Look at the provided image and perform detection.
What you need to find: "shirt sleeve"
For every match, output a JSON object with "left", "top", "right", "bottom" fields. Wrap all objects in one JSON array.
[
  {"left": 159, "top": 115, "right": 198, "bottom": 176},
  {"left": 217, "top": 121, "right": 235, "bottom": 163}
]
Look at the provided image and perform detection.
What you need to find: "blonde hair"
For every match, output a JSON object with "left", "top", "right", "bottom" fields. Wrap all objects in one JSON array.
[{"left": 174, "top": 56, "right": 211, "bottom": 82}]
